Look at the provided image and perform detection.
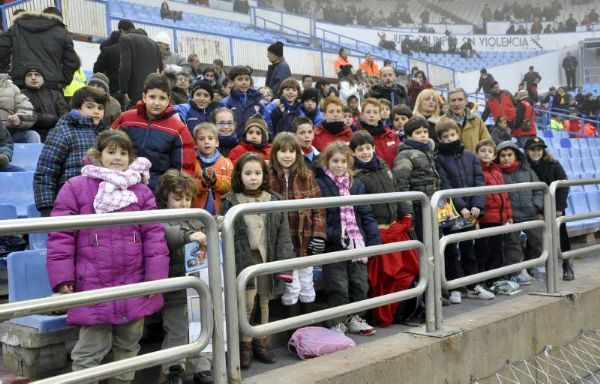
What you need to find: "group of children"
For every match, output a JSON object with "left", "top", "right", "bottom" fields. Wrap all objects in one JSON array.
[{"left": 29, "top": 66, "right": 574, "bottom": 384}]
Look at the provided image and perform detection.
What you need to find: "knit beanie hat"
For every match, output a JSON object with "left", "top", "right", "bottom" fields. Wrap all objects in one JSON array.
[
  {"left": 267, "top": 41, "right": 284, "bottom": 57},
  {"left": 22, "top": 64, "right": 45, "bottom": 78},
  {"left": 154, "top": 31, "right": 171, "bottom": 46},
  {"left": 89, "top": 72, "right": 110, "bottom": 94},
  {"left": 191, "top": 80, "right": 214, "bottom": 100},
  {"left": 301, "top": 88, "right": 320, "bottom": 104},
  {"left": 229, "top": 65, "right": 252, "bottom": 81},
  {"left": 244, "top": 114, "right": 268, "bottom": 144}
]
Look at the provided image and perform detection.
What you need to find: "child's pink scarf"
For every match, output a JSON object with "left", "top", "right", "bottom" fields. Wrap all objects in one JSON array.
[{"left": 81, "top": 157, "right": 151, "bottom": 214}]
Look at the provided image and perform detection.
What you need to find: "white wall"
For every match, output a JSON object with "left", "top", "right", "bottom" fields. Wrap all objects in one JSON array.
[{"left": 125, "top": 0, "right": 250, "bottom": 24}]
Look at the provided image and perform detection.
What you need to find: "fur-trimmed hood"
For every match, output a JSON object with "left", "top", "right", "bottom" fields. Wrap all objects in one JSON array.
[{"left": 14, "top": 11, "right": 65, "bottom": 32}]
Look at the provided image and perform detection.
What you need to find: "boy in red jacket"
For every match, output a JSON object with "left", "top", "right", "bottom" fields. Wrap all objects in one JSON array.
[
  {"left": 113, "top": 73, "right": 195, "bottom": 190},
  {"left": 313, "top": 96, "right": 353, "bottom": 151},
  {"left": 228, "top": 114, "right": 271, "bottom": 164},
  {"left": 473, "top": 139, "right": 513, "bottom": 288}
]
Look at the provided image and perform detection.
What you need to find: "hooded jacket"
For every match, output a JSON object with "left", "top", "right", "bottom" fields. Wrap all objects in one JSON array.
[
  {"left": 528, "top": 157, "right": 569, "bottom": 212},
  {"left": 265, "top": 59, "right": 291, "bottom": 95},
  {"left": 478, "top": 162, "right": 513, "bottom": 225},
  {"left": 368, "top": 83, "right": 408, "bottom": 107},
  {"left": 228, "top": 140, "right": 271, "bottom": 164},
  {"left": 358, "top": 121, "right": 400, "bottom": 169},
  {"left": 312, "top": 122, "right": 353, "bottom": 152},
  {"left": 174, "top": 100, "right": 220, "bottom": 135},
  {"left": 192, "top": 155, "right": 233, "bottom": 215},
  {"left": 299, "top": 106, "right": 325, "bottom": 127},
  {"left": 46, "top": 175, "right": 168, "bottom": 326},
  {"left": 220, "top": 88, "right": 265, "bottom": 137},
  {"left": 0, "top": 76, "right": 36, "bottom": 132},
  {"left": 263, "top": 98, "right": 303, "bottom": 135},
  {"left": 0, "top": 12, "right": 77, "bottom": 90},
  {"left": 113, "top": 101, "right": 196, "bottom": 190},
  {"left": 495, "top": 141, "right": 543, "bottom": 222}
]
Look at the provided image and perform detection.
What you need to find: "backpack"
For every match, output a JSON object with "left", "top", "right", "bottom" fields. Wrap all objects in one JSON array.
[{"left": 288, "top": 326, "right": 356, "bottom": 360}]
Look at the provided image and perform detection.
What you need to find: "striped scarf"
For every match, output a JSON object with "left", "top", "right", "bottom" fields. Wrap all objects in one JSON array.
[{"left": 324, "top": 169, "right": 365, "bottom": 250}]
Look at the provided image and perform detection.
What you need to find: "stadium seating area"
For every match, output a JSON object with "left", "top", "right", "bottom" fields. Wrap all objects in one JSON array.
[
  {"left": 409, "top": 50, "right": 544, "bottom": 72},
  {"left": 583, "top": 84, "right": 600, "bottom": 96}
]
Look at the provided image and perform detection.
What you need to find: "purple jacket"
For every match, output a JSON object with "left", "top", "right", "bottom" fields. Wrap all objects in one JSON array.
[{"left": 46, "top": 176, "right": 169, "bottom": 326}]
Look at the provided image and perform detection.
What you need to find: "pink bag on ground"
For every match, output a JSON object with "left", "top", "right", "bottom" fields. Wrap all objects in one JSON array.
[{"left": 288, "top": 326, "right": 356, "bottom": 360}]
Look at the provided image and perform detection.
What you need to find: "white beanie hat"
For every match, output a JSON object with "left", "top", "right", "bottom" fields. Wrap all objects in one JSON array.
[{"left": 154, "top": 31, "right": 171, "bottom": 46}]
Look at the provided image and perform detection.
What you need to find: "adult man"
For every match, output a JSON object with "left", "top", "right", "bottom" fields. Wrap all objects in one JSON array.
[
  {"left": 93, "top": 30, "right": 121, "bottom": 99},
  {"left": 118, "top": 20, "right": 163, "bottom": 108},
  {"left": 212, "top": 59, "right": 227, "bottom": 82},
  {"left": 368, "top": 66, "right": 407, "bottom": 107},
  {"left": 475, "top": 68, "right": 495, "bottom": 95},
  {"left": 333, "top": 48, "right": 350, "bottom": 78},
  {"left": 301, "top": 75, "right": 313, "bottom": 90},
  {"left": 562, "top": 52, "right": 577, "bottom": 91},
  {"left": 522, "top": 66, "right": 542, "bottom": 102},
  {"left": 20, "top": 65, "right": 68, "bottom": 141},
  {"left": 154, "top": 31, "right": 190, "bottom": 86},
  {"left": 187, "top": 53, "right": 202, "bottom": 80},
  {"left": 481, "top": 81, "right": 517, "bottom": 128},
  {"left": 0, "top": 7, "right": 77, "bottom": 91},
  {"left": 439, "top": 88, "right": 490, "bottom": 152},
  {"left": 265, "top": 41, "right": 291, "bottom": 95},
  {"left": 358, "top": 53, "right": 380, "bottom": 78}
]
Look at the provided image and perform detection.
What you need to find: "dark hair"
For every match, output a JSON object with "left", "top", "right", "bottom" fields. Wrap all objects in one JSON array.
[
  {"left": 350, "top": 130, "right": 375, "bottom": 150},
  {"left": 338, "top": 48, "right": 346, "bottom": 56},
  {"left": 87, "top": 129, "right": 136, "bottom": 165},
  {"left": 155, "top": 169, "right": 197, "bottom": 209},
  {"left": 475, "top": 138, "right": 496, "bottom": 153},
  {"left": 203, "top": 67, "right": 216, "bottom": 76},
  {"left": 391, "top": 104, "right": 412, "bottom": 119},
  {"left": 480, "top": 68, "right": 487, "bottom": 74},
  {"left": 343, "top": 106, "right": 353, "bottom": 115},
  {"left": 213, "top": 58, "right": 224, "bottom": 67},
  {"left": 270, "top": 132, "right": 310, "bottom": 179},
  {"left": 404, "top": 116, "right": 429, "bottom": 135},
  {"left": 143, "top": 73, "right": 170, "bottom": 94},
  {"left": 71, "top": 86, "right": 108, "bottom": 109},
  {"left": 415, "top": 70, "right": 427, "bottom": 81},
  {"left": 231, "top": 153, "right": 270, "bottom": 193},
  {"left": 117, "top": 19, "right": 135, "bottom": 32},
  {"left": 42, "top": 7, "right": 62, "bottom": 17},
  {"left": 435, "top": 119, "right": 461, "bottom": 139},
  {"left": 292, "top": 116, "right": 313, "bottom": 132},
  {"left": 278, "top": 77, "right": 301, "bottom": 97},
  {"left": 302, "top": 75, "right": 313, "bottom": 82}
]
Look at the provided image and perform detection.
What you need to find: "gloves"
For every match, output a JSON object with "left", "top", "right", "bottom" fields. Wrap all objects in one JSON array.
[
  {"left": 202, "top": 167, "right": 216, "bottom": 186},
  {"left": 307, "top": 236, "right": 326, "bottom": 255},
  {"left": 0, "top": 154, "right": 9, "bottom": 169},
  {"left": 352, "top": 257, "right": 368, "bottom": 264},
  {"left": 40, "top": 208, "right": 53, "bottom": 217}
]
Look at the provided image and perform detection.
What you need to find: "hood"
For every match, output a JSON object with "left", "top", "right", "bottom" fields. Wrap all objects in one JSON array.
[
  {"left": 496, "top": 140, "right": 525, "bottom": 161},
  {"left": 135, "top": 100, "right": 175, "bottom": 120},
  {"left": 14, "top": 11, "right": 64, "bottom": 32},
  {"left": 101, "top": 31, "right": 121, "bottom": 48}
]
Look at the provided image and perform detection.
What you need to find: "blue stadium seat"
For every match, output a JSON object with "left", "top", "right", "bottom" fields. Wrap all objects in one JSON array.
[
  {"left": 11, "top": 143, "right": 43, "bottom": 172},
  {"left": 551, "top": 138, "right": 562, "bottom": 148},
  {"left": 559, "top": 138, "right": 572, "bottom": 148},
  {"left": 593, "top": 157, "right": 600, "bottom": 172},
  {"left": 587, "top": 191, "right": 600, "bottom": 213},
  {"left": 556, "top": 131, "right": 569, "bottom": 139},
  {"left": 578, "top": 139, "right": 589, "bottom": 148},
  {"left": 7, "top": 250, "right": 68, "bottom": 332},
  {"left": 561, "top": 160, "right": 572, "bottom": 174},
  {"left": 569, "top": 158, "right": 583, "bottom": 174},
  {"left": 580, "top": 148, "right": 592, "bottom": 158},
  {"left": 0, "top": 204, "right": 17, "bottom": 219},
  {"left": 569, "top": 138, "right": 579, "bottom": 148},
  {"left": 542, "top": 130, "right": 553, "bottom": 138},
  {"left": 558, "top": 148, "right": 570, "bottom": 159},
  {"left": 547, "top": 147, "right": 559, "bottom": 159},
  {"left": 570, "top": 148, "right": 581, "bottom": 158},
  {"left": 26, "top": 204, "right": 47, "bottom": 250},
  {"left": 590, "top": 146, "right": 600, "bottom": 158},
  {"left": 582, "top": 158, "right": 595, "bottom": 173},
  {"left": 566, "top": 192, "right": 598, "bottom": 232},
  {"left": 0, "top": 172, "right": 34, "bottom": 217}
]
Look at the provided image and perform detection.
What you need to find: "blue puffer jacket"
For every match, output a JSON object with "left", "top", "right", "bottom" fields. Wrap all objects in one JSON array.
[
  {"left": 435, "top": 142, "right": 485, "bottom": 211},
  {"left": 220, "top": 88, "right": 264, "bottom": 136},
  {"left": 315, "top": 167, "right": 381, "bottom": 251},
  {"left": 263, "top": 98, "right": 303, "bottom": 135},
  {"left": 299, "top": 106, "right": 325, "bottom": 127},
  {"left": 173, "top": 101, "right": 220, "bottom": 135}
]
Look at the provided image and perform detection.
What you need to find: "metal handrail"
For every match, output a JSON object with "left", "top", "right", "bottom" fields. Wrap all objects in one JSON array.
[
  {"left": 0, "top": 208, "right": 226, "bottom": 384},
  {"left": 431, "top": 182, "right": 554, "bottom": 330},
  {"left": 549, "top": 179, "right": 600, "bottom": 285},
  {"left": 222, "top": 191, "right": 433, "bottom": 383},
  {"left": 237, "top": 240, "right": 426, "bottom": 338}
]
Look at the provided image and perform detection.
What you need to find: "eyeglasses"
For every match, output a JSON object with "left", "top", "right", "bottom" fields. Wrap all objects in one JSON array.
[{"left": 216, "top": 121, "right": 234, "bottom": 127}]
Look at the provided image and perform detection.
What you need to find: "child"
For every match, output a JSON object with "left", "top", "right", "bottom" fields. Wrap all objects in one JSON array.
[
  {"left": 299, "top": 88, "right": 324, "bottom": 127},
  {"left": 46, "top": 130, "right": 169, "bottom": 383},
  {"left": 313, "top": 96, "right": 353, "bottom": 151},
  {"left": 524, "top": 137, "right": 574, "bottom": 281},
  {"left": 347, "top": 95, "right": 361, "bottom": 128},
  {"left": 221, "top": 152, "right": 294, "bottom": 369},
  {"left": 495, "top": 140, "right": 544, "bottom": 285},
  {"left": 113, "top": 73, "right": 195, "bottom": 190},
  {"left": 87, "top": 72, "right": 121, "bottom": 127},
  {"left": 292, "top": 116, "right": 320, "bottom": 172},
  {"left": 258, "top": 86, "right": 273, "bottom": 106},
  {"left": 435, "top": 120, "right": 490, "bottom": 301},
  {"left": 174, "top": 80, "right": 220, "bottom": 135},
  {"left": 263, "top": 77, "right": 303, "bottom": 135},
  {"left": 34, "top": 86, "right": 108, "bottom": 216},
  {"left": 220, "top": 66, "right": 264, "bottom": 137},
  {"left": 212, "top": 107, "right": 237, "bottom": 158},
  {"left": 473, "top": 139, "right": 513, "bottom": 289},
  {"left": 192, "top": 122, "right": 233, "bottom": 215},
  {"left": 343, "top": 106, "right": 355, "bottom": 129},
  {"left": 155, "top": 170, "right": 213, "bottom": 384},
  {"left": 379, "top": 98, "right": 392, "bottom": 127},
  {"left": 228, "top": 114, "right": 271, "bottom": 164},
  {"left": 315, "top": 141, "right": 380, "bottom": 335},
  {"left": 392, "top": 116, "right": 440, "bottom": 243},
  {"left": 391, "top": 104, "right": 412, "bottom": 141},
  {"left": 268, "top": 132, "right": 326, "bottom": 321},
  {"left": 357, "top": 98, "right": 399, "bottom": 169},
  {"left": 489, "top": 116, "right": 512, "bottom": 145}
]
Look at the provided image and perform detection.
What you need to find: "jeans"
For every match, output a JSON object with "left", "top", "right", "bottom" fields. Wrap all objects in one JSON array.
[
  {"left": 10, "top": 130, "right": 41, "bottom": 143},
  {"left": 0, "top": 163, "right": 25, "bottom": 172}
]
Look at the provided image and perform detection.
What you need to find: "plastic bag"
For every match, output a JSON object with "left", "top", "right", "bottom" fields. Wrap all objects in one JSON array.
[{"left": 288, "top": 326, "right": 356, "bottom": 360}]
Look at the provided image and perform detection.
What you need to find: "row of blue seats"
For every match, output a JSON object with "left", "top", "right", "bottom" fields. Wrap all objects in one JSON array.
[
  {"left": 0, "top": 203, "right": 47, "bottom": 250},
  {"left": 541, "top": 130, "right": 574, "bottom": 139},
  {"left": 10, "top": 143, "right": 43, "bottom": 172},
  {"left": 545, "top": 137, "right": 600, "bottom": 149},
  {"left": 566, "top": 191, "right": 600, "bottom": 233},
  {"left": 548, "top": 147, "right": 600, "bottom": 160}
]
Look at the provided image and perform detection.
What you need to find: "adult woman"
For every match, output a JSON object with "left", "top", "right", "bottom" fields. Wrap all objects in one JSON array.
[
  {"left": 412, "top": 88, "right": 442, "bottom": 142},
  {"left": 406, "top": 70, "right": 433, "bottom": 108}
]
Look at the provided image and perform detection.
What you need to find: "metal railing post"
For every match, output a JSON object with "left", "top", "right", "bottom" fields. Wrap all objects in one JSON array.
[
  {"left": 431, "top": 194, "right": 444, "bottom": 331},
  {"left": 544, "top": 181, "right": 557, "bottom": 294}
]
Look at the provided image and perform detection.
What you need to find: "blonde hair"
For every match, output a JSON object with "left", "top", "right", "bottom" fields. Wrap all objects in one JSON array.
[
  {"left": 193, "top": 122, "right": 219, "bottom": 140},
  {"left": 413, "top": 89, "right": 441, "bottom": 120},
  {"left": 360, "top": 98, "right": 381, "bottom": 112},
  {"left": 319, "top": 141, "right": 354, "bottom": 178}
]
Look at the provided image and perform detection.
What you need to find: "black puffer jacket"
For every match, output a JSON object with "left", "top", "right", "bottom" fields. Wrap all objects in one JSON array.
[
  {"left": 93, "top": 31, "right": 121, "bottom": 94},
  {"left": 528, "top": 157, "right": 569, "bottom": 212},
  {"left": 119, "top": 30, "right": 163, "bottom": 105},
  {"left": 22, "top": 85, "right": 68, "bottom": 140},
  {"left": 368, "top": 83, "right": 408, "bottom": 107},
  {"left": 0, "top": 12, "right": 77, "bottom": 90}
]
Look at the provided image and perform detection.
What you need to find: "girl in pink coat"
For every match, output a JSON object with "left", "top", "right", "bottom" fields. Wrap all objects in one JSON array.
[{"left": 46, "top": 129, "right": 169, "bottom": 383}]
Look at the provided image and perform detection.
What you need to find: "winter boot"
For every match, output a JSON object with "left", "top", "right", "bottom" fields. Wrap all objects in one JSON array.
[
  {"left": 563, "top": 260, "right": 575, "bottom": 281},
  {"left": 284, "top": 303, "right": 300, "bottom": 338},
  {"left": 300, "top": 301, "right": 315, "bottom": 314},
  {"left": 252, "top": 338, "right": 277, "bottom": 364},
  {"left": 240, "top": 341, "right": 253, "bottom": 369}
]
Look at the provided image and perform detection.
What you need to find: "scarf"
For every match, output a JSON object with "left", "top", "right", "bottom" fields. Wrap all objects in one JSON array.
[
  {"left": 438, "top": 140, "right": 464, "bottom": 155},
  {"left": 243, "top": 188, "right": 263, "bottom": 198},
  {"left": 360, "top": 120, "right": 385, "bottom": 136},
  {"left": 498, "top": 160, "right": 521, "bottom": 174},
  {"left": 322, "top": 121, "right": 345, "bottom": 135},
  {"left": 81, "top": 157, "right": 151, "bottom": 214},
  {"left": 354, "top": 155, "right": 380, "bottom": 171},
  {"left": 198, "top": 149, "right": 221, "bottom": 168},
  {"left": 404, "top": 139, "right": 431, "bottom": 151},
  {"left": 324, "top": 169, "right": 365, "bottom": 251},
  {"left": 218, "top": 134, "right": 238, "bottom": 147},
  {"left": 242, "top": 139, "right": 268, "bottom": 150}
]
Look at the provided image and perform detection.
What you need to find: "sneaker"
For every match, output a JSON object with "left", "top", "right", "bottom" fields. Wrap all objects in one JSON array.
[
  {"left": 193, "top": 370, "right": 214, "bottom": 384},
  {"left": 167, "top": 365, "right": 184, "bottom": 384},
  {"left": 449, "top": 291, "right": 462, "bottom": 304},
  {"left": 347, "top": 315, "right": 376, "bottom": 335},
  {"left": 467, "top": 284, "right": 495, "bottom": 300},
  {"left": 520, "top": 269, "right": 534, "bottom": 282},
  {"left": 330, "top": 322, "right": 347, "bottom": 335},
  {"left": 563, "top": 261, "right": 575, "bottom": 281},
  {"left": 509, "top": 273, "right": 532, "bottom": 286},
  {"left": 490, "top": 280, "right": 522, "bottom": 295}
]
